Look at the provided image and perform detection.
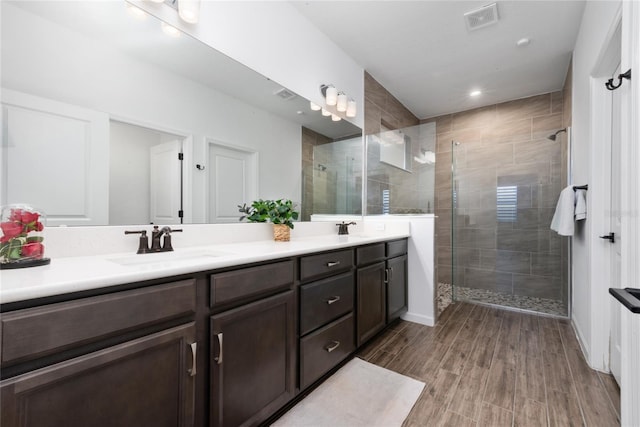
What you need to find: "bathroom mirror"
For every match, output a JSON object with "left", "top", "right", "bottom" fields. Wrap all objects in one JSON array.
[{"left": 0, "top": 1, "right": 362, "bottom": 226}]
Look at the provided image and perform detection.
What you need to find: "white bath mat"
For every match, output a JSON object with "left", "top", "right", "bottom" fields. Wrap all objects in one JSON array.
[{"left": 272, "top": 357, "right": 425, "bottom": 427}]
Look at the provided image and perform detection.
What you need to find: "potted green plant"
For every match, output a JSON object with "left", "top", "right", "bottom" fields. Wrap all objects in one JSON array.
[{"left": 238, "top": 199, "right": 299, "bottom": 241}]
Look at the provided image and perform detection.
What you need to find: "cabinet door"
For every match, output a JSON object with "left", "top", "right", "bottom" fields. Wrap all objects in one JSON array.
[
  {"left": 0, "top": 322, "right": 196, "bottom": 427},
  {"left": 210, "top": 291, "right": 295, "bottom": 427},
  {"left": 356, "top": 261, "right": 387, "bottom": 347},
  {"left": 387, "top": 255, "right": 408, "bottom": 323}
]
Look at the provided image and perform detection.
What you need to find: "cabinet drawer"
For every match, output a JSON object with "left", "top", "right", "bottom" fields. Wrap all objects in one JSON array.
[
  {"left": 300, "top": 313, "right": 355, "bottom": 390},
  {"left": 356, "top": 243, "right": 385, "bottom": 266},
  {"left": 1, "top": 279, "right": 196, "bottom": 366},
  {"left": 300, "top": 272, "right": 354, "bottom": 336},
  {"left": 300, "top": 249, "right": 353, "bottom": 282},
  {"left": 387, "top": 239, "right": 408, "bottom": 258},
  {"left": 210, "top": 260, "right": 294, "bottom": 308}
]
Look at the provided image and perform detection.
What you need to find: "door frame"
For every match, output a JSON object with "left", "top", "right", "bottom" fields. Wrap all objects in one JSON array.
[
  {"left": 588, "top": 1, "right": 639, "bottom": 374},
  {"left": 588, "top": 14, "right": 621, "bottom": 373}
]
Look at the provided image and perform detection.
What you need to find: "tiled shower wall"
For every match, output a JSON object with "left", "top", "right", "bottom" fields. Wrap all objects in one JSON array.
[
  {"left": 426, "top": 91, "right": 569, "bottom": 306},
  {"left": 301, "top": 127, "right": 332, "bottom": 221}
]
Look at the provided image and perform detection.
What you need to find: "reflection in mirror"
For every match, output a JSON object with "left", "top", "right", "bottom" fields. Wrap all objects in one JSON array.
[
  {"left": 0, "top": 1, "right": 362, "bottom": 226},
  {"left": 366, "top": 122, "right": 436, "bottom": 215}
]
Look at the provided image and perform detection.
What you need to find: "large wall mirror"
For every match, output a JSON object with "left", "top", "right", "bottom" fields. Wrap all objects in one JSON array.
[{"left": 0, "top": 1, "right": 362, "bottom": 226}]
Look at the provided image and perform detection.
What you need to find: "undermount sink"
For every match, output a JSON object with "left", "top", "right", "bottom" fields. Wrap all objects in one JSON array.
[{"left": 108, "top": 250, "right": 231, "bottom": 266}]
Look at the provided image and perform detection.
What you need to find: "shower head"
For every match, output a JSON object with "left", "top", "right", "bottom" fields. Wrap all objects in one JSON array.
[{"left": 547, "top": 128, "right": 567, "bottom": 141}]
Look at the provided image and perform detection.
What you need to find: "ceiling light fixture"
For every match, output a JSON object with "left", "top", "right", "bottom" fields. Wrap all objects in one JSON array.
[
  {"left": 516, "top": 37, "right": 531, "bottom": 47},
  {"left": 309, "top": 102, "right": 321, "bottom": 111},
  {"left": 178, "top": 0, "right": 200, "bottom": 24},
  {"left": 469, "top": 90, "right": 482, "bottom": 97}
]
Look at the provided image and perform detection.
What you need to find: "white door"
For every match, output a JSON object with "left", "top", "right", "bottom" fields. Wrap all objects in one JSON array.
[
  {"left": 208, "top": 143, "right": 257, "bottom": 223},
  {"left": 609, "top": 63, "right": 623, "bottom": 385},
  {"left": 1, "top": 90, "right": 109, "bottom": 225},
  {"left": 150, "top": 140, "right": 182, "bottom": 225}
]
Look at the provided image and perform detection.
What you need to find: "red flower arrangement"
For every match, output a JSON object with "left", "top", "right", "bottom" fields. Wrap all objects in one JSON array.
[{"left": 0, "top": 207, "right": 45, "bottom": 263}]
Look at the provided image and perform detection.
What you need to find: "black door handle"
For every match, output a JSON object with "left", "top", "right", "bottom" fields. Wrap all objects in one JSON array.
[{"left": 600, "top": 232, "right": 615, "bottom": 243}]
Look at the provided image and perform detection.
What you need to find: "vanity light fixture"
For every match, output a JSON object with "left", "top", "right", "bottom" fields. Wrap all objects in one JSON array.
[
  {"left": 321, "top": 108, "right": 331, "bottom": 117},
  {"left": 346, "top": 98, "right": 357, "bottom": 118},
  {"left": 310, "top": 101, "right": 322, "bottom": 111},
  {"left": 331, "top": 114, "right": 341, "bottom": 122},
  {"left": 325, "top": 86, "right": 338, "bottom": 106},
  {"left": 336, "top": 92, "right": 348, "bottom": 112},
  {"left": 178, "top": 0, "right": 200, "bottom": 24},
  {"left": 319, "top": 84, "right": 357, "bottom": 118}
]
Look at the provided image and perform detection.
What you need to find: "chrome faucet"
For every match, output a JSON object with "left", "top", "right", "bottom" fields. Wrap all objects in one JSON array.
[{"left": 125, "top": 226, "right": 183, "bottom": 254}]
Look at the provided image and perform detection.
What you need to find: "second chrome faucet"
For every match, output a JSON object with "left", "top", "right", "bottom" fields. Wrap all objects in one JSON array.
[{"left": 124, "top": 225, "right": 183, "bottom": 254}]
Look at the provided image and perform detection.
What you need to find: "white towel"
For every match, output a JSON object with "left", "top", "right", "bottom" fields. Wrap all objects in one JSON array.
[
  {"left": 575, "top": 189, "right": 587, "bottom": 220},
  {"left": 550, "top": 186, "right": 576, "bottom": 236}
]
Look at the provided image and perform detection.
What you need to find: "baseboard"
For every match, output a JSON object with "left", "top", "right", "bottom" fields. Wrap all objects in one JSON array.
[
  {"left": 401, "top": 312, "right": 434, "bottom": 327},
  {"left": 572, "top": 318, "right": 591, "bottom": 366}
]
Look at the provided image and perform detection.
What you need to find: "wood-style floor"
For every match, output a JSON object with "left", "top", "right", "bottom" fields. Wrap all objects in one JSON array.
[{"left": 357, "top": 302, "right": 620, "bottom": 427}]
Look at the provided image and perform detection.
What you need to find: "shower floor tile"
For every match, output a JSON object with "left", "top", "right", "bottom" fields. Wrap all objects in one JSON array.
[{"left": 437, "top": 282, "right": 568, "bottom": 317}]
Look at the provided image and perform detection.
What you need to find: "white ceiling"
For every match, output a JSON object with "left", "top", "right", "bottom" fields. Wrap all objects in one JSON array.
[{"left": 292, "top": 1, "right": 586, "bottom": 119}]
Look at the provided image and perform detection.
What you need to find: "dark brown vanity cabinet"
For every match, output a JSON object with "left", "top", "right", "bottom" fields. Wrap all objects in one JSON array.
[
  {"left": 386, "top": 239, "right": 408, "bottom": 323},
  {"left": 209, "top": 262, "right": 296, "bottom": 427},
  {"left": 298, "top": 249, "right": 355, "bottom": 391},
  {"left": 0, "top": 280, "right": 198, "bottom": 427},
  {"left": 355, "top": 243, "right": 387, "bottom": 347}
]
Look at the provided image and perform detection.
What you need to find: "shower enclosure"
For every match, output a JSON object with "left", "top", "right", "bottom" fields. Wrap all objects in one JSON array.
[{"left": 448, "top": 126, "right": 570, "bottom": 317}]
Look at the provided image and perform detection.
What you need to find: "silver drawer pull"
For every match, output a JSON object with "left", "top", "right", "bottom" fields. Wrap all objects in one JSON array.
[
  {"left": 325, "top": 341, "right": 340, "bottom": 353},
  {"left": 188, "top": 342, "right": 197, "bottom": 377},
  {"left": 326, "top": 296, "right": 341, "bottom": 305},
  {"left": 326, "top": 261, "right": 341, "bottom": 267},
  {"left": 214, "top": 333, "right": 223, "bottom": 365}
]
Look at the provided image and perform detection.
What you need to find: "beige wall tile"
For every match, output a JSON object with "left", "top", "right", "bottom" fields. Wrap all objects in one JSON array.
[
  {"left": 551, "top": 91, "right": 563, "bottom": 114},
  {"left": 422, "top": 114, "right": 453, "bottom": 134},
  {"left": 496, "top": 94, "right": 550, "bottom": 123},
  {"left": 482, "top": 118, "right": 532, "bottom": 144},
  {"left": 452, "top": 105, "right": 497, "bottom": 130},
  {"left": 532, "top": 113, "right": 563, "bottom": 139},
  {"left": 364, "top": 71, "right": 387, "bottom": 109}
]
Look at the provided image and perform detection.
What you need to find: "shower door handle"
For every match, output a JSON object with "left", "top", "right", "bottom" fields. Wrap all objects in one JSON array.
[{"left": 599, "top": 232, "right": 615, "bottom": 243}]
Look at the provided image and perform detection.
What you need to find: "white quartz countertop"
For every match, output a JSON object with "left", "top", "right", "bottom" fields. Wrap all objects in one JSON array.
[{"left": 0, "top": 232, "right": 409, "bottom": 305}]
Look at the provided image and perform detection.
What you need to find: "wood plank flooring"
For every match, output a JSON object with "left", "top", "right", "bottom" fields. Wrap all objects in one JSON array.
[{"left": 357, "top": 302, "right": 620, "bottom": 427}]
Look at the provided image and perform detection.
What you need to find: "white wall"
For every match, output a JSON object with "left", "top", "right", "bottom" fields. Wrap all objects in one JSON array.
[
  {"left": 131, "top": 0, "right": 365, "bottom": 130},
  {"left": 571, "top": 0, "right": 621, "bottom": 369},
  {"left": 1, "top": 3, "right": 302, "bottom": 224}
]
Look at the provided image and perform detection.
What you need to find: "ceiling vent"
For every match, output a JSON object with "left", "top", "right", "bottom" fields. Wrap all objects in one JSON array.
[
  {"left": 273, "top": 88, "right": 297, "bottom": 101},
  {"left": 464, "top": 3, "right": 499, "bottom": 32}
]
